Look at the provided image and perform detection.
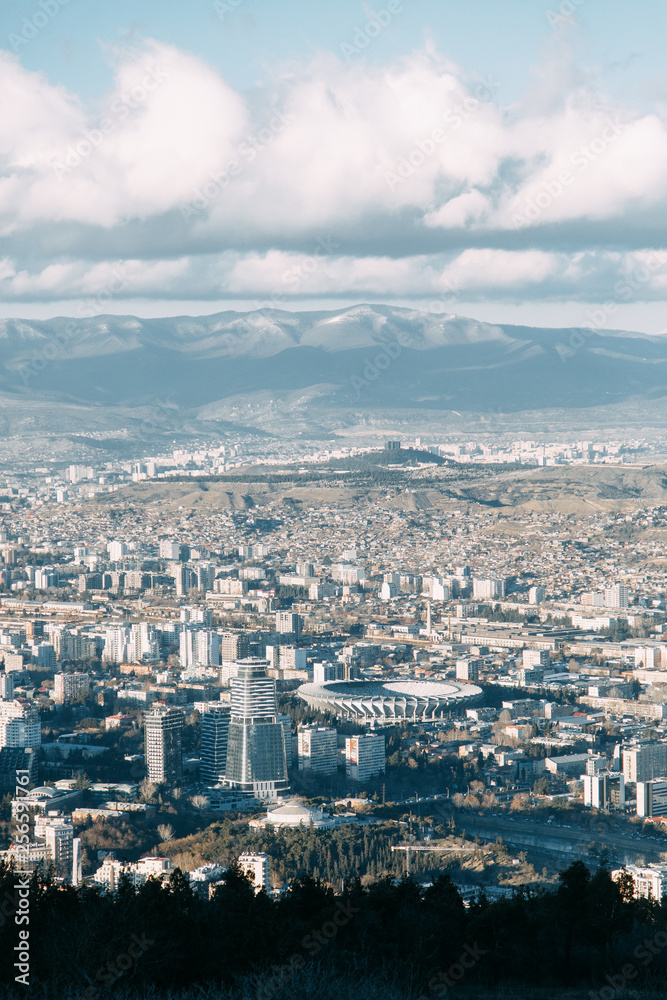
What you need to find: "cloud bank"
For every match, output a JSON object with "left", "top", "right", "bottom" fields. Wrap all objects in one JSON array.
[{"left": 2, "top": 38, "right": 667, "bottom": 311}]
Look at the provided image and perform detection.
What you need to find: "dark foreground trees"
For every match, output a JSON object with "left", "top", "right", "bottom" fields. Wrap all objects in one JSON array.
[{"left": 0, "top": 860, "right": 666, "bottom": 996}]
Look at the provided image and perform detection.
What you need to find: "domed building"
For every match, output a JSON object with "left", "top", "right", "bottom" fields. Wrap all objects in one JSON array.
[{"left": 251, "top": 799, "right": 336, "bottom": 830}]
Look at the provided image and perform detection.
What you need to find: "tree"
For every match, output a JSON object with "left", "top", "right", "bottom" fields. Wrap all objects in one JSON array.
[{"left": 157, "top": 823, "right": 175, "bottom": 843}]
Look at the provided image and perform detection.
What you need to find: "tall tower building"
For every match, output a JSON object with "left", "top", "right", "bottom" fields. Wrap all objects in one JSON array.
[
  {"left": 224, "top": 659, "right": 288, "bottom": 799},
  {"left": 144, "top": 705, "right": 184, "bottom": 784},
  {"left": 200, "top": 705, "right": 231, "bottom": 785}
]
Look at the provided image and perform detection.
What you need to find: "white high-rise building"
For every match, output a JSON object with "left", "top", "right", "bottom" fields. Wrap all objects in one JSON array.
[
  {"left": 275, "top": 612, "right": 303, "bottom": 638},
  {"left": 107, "top": 541, "right": 127, "bottom": 562},
  {"left": 345, "top": 733, "right": 385, "bottom": 782},
  {"left": 529, "top": 586, "right": 546, "bottom": 605},
  {"left": 637, "top": 778, "right": 667, "bottom": 818},
  {"left": 238, "top": 853, "right": 271, "bottom": 893},
  {"left": 179, "top": 628, "right": 220, "bottom": 670},
  {"left": 159, "top": 540, "right": 180, "bottom": 560},
  {"left": 605, "top": 584, "right": 629, "bottom": 609},
  {"left": 298, "top": 727, "right": 338, "bottom": 775},
  {"left": 0, "top": 700, "right": 41, "bottom": 748},
  {"left": 103, "top": 624, "right": 159, "bottom": 664},
  {"left": 472, "top": 578, "right": 506, "bottom": 600}
]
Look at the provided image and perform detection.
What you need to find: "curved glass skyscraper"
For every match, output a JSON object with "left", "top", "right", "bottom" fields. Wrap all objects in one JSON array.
[{"left": 224, "top": 658, "right": 289, "bottom": 799}]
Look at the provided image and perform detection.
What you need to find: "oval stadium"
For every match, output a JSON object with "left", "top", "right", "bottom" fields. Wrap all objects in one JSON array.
[{"left": 297, "top": 678, "right": 482, "bottom": 723}]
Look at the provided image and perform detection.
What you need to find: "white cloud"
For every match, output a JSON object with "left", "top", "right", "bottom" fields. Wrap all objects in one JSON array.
[{"left": 2, "top": 39, "right": 667, "bottom": 311}]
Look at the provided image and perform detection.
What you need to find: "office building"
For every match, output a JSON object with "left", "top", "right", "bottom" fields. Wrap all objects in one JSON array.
[
  {"left": 612, "top": 864, "right": 667, "bottom": 903},
  {"left": 622, "top": 743, "right": 667, "bottom": 783},
  {"left": 637, "top": 778, "right": 667, "bottom": 818},
  {"left": 144, "top": 705, "right": 184, "bottom": 784},
  {"left": 54, "top": 672, "right": 90, "bottom": 704},
  {"left": 224, "top": 659, "right": 288, "bottom": 799},
  {"left": 200, "top": 705, "right": 231, "bottom": 785},
  {"left": 345, "top": 733, "right": 385, "bottom": 782},
  {"left": 529, "top": 586, "right": 546, "bottom": 605},
  {"left": 238, "top": 852, "right": 271, "bottom": 894},
  {"left": 297, "top": 726, "right": 338, "bottom": 776}
]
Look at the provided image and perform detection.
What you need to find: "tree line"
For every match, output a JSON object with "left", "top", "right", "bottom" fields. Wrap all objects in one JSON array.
[{"left": 2, "top": 859, "right": 667, "bottom": 996}]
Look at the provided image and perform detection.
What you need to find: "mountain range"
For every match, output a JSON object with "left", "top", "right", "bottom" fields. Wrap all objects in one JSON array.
[{"left": 1, "top": 305, "right": 666, "bottom": 449}]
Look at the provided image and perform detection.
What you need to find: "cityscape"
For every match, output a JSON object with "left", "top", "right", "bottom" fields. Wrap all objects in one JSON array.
[{"left": 3, "top": 0, "right": 667, "bottom": 997}]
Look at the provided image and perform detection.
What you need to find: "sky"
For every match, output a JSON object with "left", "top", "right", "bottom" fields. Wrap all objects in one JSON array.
[{"left": 2, "top": 0, "right": 667, "bottom": 332}]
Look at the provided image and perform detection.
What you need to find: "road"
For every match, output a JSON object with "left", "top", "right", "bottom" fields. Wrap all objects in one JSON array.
[{"left": 453, "top": 812, "right": 667, "bottom": 865}]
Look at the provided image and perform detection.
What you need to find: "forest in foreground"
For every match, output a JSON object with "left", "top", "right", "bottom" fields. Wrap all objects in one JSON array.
[{"left": 0, "top": 859, "right": 667, "bottom": 998}]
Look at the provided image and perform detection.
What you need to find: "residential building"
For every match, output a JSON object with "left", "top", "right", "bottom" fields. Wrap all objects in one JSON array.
[
  {"left": 238, "top": 852, "right": 271, "bottom": 893},
  {"left": 583, "top": 771, "right": 625, "bottom": 809},
  {"left": 54, "top": 672, "right": 90, "bottom": 704},
  {"left": 0, "top": 700, "right": 40, "bottom": 749},
  {"left": 297, "top": 726, "right": 338, "bottom": 776},
  {"left": 622, "top": 743, "right": 667, "bottom": 783},
  {"left": 144, "top": 705, "right": 184, "bottom": 784},
  {"left": 612, "top": 864, "right": 667, "bottom": 902},
  {"left": 637, "top": 778, "right": 667, "bottom": 818},
  {"left": 276, "top": 612, "right": 303, "bottom": 638},
  {"left": 345, "top": 733, "right": 385, "bottom": 782}
]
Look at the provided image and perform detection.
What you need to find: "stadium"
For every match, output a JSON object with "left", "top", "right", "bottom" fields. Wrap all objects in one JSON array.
[{"left": 297, "top": 678, "right": 483, "bottom": 724}]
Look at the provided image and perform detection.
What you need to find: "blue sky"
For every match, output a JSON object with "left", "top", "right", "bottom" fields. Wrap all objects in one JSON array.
[{"left": 2, "top": 0, "right": 667, "bottom": 330}]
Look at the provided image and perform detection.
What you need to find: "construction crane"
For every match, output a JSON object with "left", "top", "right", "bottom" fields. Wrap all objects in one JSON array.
[{"left": 391, "top": 843, "right": 472, "bottom": 876}]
